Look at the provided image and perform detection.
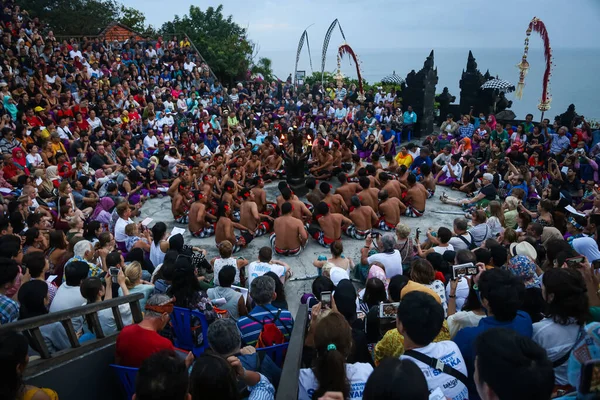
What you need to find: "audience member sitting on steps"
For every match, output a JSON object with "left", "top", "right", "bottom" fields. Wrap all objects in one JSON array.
[
  {"left": 115, "top": 293, "right": 194, "bottom": 368},
  {"left": 236, "top": 275, "right": 294, "bottom": 347}
]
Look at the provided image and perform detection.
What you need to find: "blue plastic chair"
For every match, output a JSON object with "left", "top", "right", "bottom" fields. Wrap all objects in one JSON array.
[
  {"left": 256, "top": 342, "right": 289, "bottom": 368},
  {"left": 170, "top": 306, "right": 209, "bottom": 357},
  {"left": 110, "top": 364, "right": 138, "bottom": 400}
]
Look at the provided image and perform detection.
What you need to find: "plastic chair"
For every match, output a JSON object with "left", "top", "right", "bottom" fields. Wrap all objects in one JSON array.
[
  {"left": 256, "top": 342, "right": 289, "bottom": 368},
  {"left": 170, "top": 306, "right": 209, "bottom": 357},
  {"left": 110, "top": 364, "right": 138, "bottom": 400}
]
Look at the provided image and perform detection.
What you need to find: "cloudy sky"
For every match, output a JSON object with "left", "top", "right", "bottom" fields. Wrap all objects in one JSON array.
[{"left": 122, "top": 0, "right": 600, "bottom": 52}]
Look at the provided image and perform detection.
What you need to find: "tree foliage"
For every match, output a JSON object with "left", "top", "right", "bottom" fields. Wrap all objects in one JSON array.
[
  {"left": 21, "top": 0, "right": 151, "bottom": 35},
  {"left": 118, "top": 5, "right": 148, "bottom": 34},
  {"left": 251, "top": 57, "right": 275, "bottom": 82},
  {"left": 160, "top": 5, "right": 253, "bottom": 84},
  {"left": 21, "top": 0, "right": 120, "bottom": 35}
]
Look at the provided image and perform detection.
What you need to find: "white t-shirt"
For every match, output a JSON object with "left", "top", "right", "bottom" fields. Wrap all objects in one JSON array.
[
  {"left": 367, "top": 250, "right": 403, "bottom": 278},
  {"left": 199, "top": 146, "right": 212, "bottom": 158},
  {"left": 448, "top": 233, "right": 473, "bottom": 251},
  {"left": 446, "top": 277, "right": 469, "bottom": 312},
  {"left": 433, "top": 244, "right": 454, "bottom": 255},
  {"left": 114, "top": 217, "right": 134, "bottom": 242},
  {"left": 447, "top": 310, "right": 485, "bottom": 338},
  {"left": 533, "top": 318, "right": 582, "bottom": 385},
  {"left": 442, "top": 163, "right": 462, "bottom": 180},
  {"left": 213, "top": 257, "right": 239, "bottom": 286},
  {"left": 247, "top": 261, "right": 285, "bottom": 287},
  {"left": 50, "top": 283, "right": 86, "bottom": 331},
  {"left": 401, "top": 341, "right": 468, "bottom": 400},
  {"left": 143, "top": 135, "right": 158, "bottom": 150},
  {"left": 299, "top": 363, "right": 373, "bottom": 400},
  {"left": 26, "top": 153, "right": 43, "bottom": 167}
]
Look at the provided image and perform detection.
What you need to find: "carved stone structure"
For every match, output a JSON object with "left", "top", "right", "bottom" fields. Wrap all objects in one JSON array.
[
  {"left": 401, "top": 50, "right": 438, "bottom": 136},
  {"left": 555, "top": 104, "right": 579, "bottom": 126},
  {"left": 435, "top": 87, "right": 456, "bottom": 124},
  {"left": 458, "top": 51, "right": 513, "bottom": 117}
]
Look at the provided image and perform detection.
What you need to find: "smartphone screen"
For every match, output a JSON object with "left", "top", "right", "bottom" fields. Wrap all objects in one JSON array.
[
  {"left": 452, "top": 263, "right": 477, "bottom": 280},
  {"left": 379, "top": 302, "right": 400, "bottom": 319},
  {"left": 321, "top": 291, "right": 332, "bottom": 309},
  {"left": 566, "top": 257, "right": 585, "bottom": 268}
]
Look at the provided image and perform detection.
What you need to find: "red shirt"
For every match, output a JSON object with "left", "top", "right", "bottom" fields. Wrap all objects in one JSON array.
[{"left": 116, "top": 324, "right": 174, "bottom": 367}]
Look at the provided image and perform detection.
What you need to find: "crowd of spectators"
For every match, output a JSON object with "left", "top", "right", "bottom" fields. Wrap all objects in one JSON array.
[{"left": 2, "top": 0, "right": 600, "bottom": 399}]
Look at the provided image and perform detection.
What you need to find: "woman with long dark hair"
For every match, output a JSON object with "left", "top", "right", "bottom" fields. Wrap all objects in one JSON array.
[
  {"left": 167, "top": 255, "right": 216, "bottom": 346},
  {"left": 150, "top": 221, "right": 169, "bottom": 268},
  {"left": 533, "top": 268, "right": 589, "bottom": 386},
  {"left": 0, "top": 331, "right": 59, "bottom": 400},
  {"left": 299, "top": 311, "right": 373, "bottom": 400},
  {"left": 18, "top": 280, "right": 71, "bottom": 354}
]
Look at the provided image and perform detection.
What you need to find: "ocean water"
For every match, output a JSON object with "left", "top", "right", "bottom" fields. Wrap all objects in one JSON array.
[{"left": 260, "top": 47, "right": 600, "bottom": 121}]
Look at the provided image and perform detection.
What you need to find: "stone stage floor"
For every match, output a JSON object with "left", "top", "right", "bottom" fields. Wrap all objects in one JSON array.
[{"left": 139, "top": 180, "right": 468, "bottom": 316}]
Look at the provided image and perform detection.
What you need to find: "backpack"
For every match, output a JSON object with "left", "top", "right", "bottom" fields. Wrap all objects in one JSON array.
[
  {"left": 247, "top": 306, "right": 290, "bottom": 348},
  {"left": 457, "top": 232, "right": 476, "bottom": 250}
]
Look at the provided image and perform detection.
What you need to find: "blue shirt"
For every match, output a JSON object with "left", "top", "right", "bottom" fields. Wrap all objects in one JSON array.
[
  {"left": 132, "top": 158, "right": 150, "bottom": 170},
  {"left": 204, "top": 138, "right": 219, "bottom": 152},
  {"left": 237, "top": 303, "right": 294, "bottom": 346},
  {"left": 453, "top": 310, "right": 533, "bottom": 400},
  {"left": 381, "top": 129, "right": 395, "bottom": 142},
  {"left": 507, "top": 181, "right": 529, "bottom": 198},
  {"left": 550, "top": 133, "right": 571, "bottom": 155},
  {"left": 403, "top": 111, "right": 417, "bottom": 125},
  {"left": 410, "top": 155, "right": 432, "bottom": 172}
]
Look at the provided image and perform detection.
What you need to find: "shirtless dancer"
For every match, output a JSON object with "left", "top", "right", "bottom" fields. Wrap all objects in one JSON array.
[
  {"left": 358, "top": 176, "right": 380, "bottom": 213},
  {"left": 378, "top": 189, "right": 407, "bottom": 231},
  {"left": 308, "top": 201, "right": 353, "bottom": 248},
  {"left": 244, "top": 152, "right": 261, "bottom": 179},
  {"left": 250, "top": 177, "right": 276, "bottom": 216},
  {"left": 188, "top": 192, "right": 217, "bottom": 237},
  {"left": 281, "top": 187, "right": 312, "bottom": 223},
  {"left": 379, "top": 172, "right": 406, "bottom": 200},
  {"left": 420, "top": 164, "right": 436, "bottom": 199},
  {"left": 239, "top": 188, "right": 274, "bottom": 237},
  {"left": 263, "top": 150, "right": 284, "bottom": 181},
  {"left": 335, "top": 173, "right": 361, "bottom": 208},
  {"left": 172, "top": 181, "right": 192, "bottom": 224},
  {"left": 270, "top": 202, "right": 309, "bottom": 256},
  {"left": 346, "top": 195, "right": 377, "bottom": 239},
  {"left": 305, "top": 177, "right": 324, "bottom": 209},
  {"left": 404, "top": 173, "right": 429, "bottom": 218},
  {"left": 319, "top": 182, "right": 347, "bottom": 214},
  {"left": 215, "top": 202, "right": 254, "bottom": 253},
  {"left": 221, "top": 181, "right": 241, "bottom": 221}
]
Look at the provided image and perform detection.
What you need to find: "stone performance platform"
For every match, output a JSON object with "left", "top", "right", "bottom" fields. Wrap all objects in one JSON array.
[{"left": 138, "top": 182, "right": 467, "bottom": 316}]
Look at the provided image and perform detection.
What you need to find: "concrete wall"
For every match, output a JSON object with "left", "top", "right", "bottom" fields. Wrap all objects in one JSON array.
[{"left": 26, "top": 343, "right": 125, "bottom": 400}]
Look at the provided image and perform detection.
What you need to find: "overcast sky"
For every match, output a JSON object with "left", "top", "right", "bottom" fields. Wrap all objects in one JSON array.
[{"left": 122, "top": 0, "right": 600, "bottom": 52}]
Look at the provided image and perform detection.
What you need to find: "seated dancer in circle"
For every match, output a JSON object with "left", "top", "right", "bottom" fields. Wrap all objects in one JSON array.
[
  {"left": 239, "top": 188, "right": 274, "bottom": 237},
  {"left": 188, "top": 191, "right": 217, "bottom": 238},
  {"left": 307, "top": 201, "right": 353, "bottom": 248},
  {"left": 172, "top": 181, "right": 191, "bottom": 224},
  {"left": 215, "top": 202, "right": 254, "bottom": 254},
  {"left": 270, "top": 202, "right": 309, "bottom": 256},
  {"left": 378, "top": 189, "right": 406, "bottom": 231},
  {"left": 404, "top": 173, "right": 429, "bottom": 218},
  {"left": 346, "top": 195, "right": 378, "bottom": 240}
]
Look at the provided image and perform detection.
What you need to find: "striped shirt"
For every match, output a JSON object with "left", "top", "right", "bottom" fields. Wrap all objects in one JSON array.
[{"left": 237, "top": 304, "right": 294, "bottom": 346}]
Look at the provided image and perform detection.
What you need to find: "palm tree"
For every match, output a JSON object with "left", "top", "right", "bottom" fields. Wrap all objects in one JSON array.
[{"left": 251, "top": 57, "right": 274, "bottom": 81}]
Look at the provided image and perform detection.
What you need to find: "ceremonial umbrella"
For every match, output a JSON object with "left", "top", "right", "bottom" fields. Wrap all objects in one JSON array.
[
  {"left": 381, "top": 71, "right": 404, "bottom": 85},
  {"left": 480, "top": 78, "right": 515, "bottom": 92}
]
